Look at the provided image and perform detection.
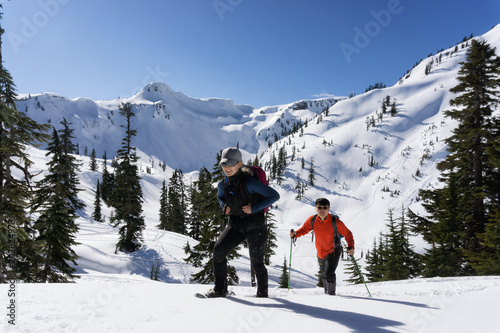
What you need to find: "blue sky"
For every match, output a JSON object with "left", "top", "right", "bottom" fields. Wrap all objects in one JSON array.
[{"left": 2, "top": 0, "right": 499, "bottom": 108}]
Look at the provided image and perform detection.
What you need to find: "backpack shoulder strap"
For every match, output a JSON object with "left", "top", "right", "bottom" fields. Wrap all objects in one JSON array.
[
  {"left": 311, "top": 214, "right": 338, "bottom": 230},
  {"left": 310, "top": 214, "right": 318, "bottom": 229},
  {"left": 239, "top": 172, "right": 252, "bottom": 198},
  {"left": 311, "top": 214, "right": 341, "bottom": 246},
  {"left": 331, "top": 214, "right": 343, "bottom": 248},
  {"left": 331, "top": 214, "right": 339, "bottom": 235}
]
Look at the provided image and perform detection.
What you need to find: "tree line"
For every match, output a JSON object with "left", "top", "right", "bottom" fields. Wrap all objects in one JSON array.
[{"left": 349, "top": 39, "right": 500, "bottom": 285}]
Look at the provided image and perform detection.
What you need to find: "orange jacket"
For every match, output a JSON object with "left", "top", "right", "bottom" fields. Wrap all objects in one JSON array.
[{"left": 295, "top": 214, "right": 354, "bottom": 260}]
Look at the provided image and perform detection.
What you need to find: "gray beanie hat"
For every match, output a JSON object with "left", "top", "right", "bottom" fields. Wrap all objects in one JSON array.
[{"left": 219, "top": 147, "right": 242, "bottom": 167}]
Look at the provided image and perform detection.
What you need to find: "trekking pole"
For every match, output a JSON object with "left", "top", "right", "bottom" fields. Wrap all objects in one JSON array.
[
  {"left": 288, "top": 229, "right": 295, "bottom": 290},
  {"left": 350, "top": 253, "right": 372, "bottom": 298}
]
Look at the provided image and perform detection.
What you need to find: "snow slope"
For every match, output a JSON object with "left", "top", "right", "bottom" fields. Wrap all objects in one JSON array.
[
  {"left": 2, "top": 23, "right": 500, "bottom": 333},
  {"left": 2, "top": 275, "right": 499, "bottom": 333}
]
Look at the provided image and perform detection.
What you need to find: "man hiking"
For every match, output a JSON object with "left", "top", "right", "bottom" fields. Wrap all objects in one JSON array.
[{"left": 290, "top": 198, "right": 354, "bottom": 295}]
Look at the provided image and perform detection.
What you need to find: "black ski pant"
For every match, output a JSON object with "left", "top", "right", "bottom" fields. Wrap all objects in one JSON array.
[
  {"left": 213, "top": 224, "right": 268, "bottom": 294},
  {"left": 318, "top": 246, "right": 343, "bottom": 295}
]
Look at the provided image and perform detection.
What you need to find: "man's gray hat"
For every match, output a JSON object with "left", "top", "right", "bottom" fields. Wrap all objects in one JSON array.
[{"left": 219, "top": 147, "right": 242, "bottom": 167}]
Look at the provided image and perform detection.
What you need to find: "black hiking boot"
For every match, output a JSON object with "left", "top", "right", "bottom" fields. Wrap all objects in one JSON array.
[
  {"left": 325, "top": 280, "right": 336, "bottom": 295},
  {"left": 256, "top": 289, "right": 268, "bottom": 298}
]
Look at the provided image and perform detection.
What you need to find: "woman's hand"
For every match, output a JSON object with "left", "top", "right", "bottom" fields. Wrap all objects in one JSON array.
[{"left": 242, "top": 204, "right": 252, "bottom": 214}]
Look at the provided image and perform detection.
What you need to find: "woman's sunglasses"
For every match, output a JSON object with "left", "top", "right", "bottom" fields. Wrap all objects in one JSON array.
[{"left": 220, "top": 162, "right": 237, "bottom": 168}]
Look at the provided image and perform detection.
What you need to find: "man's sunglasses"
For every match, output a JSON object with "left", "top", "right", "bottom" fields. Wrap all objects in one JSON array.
[{"left": 316, "top": 206, "right": 329, "bottom": 210}]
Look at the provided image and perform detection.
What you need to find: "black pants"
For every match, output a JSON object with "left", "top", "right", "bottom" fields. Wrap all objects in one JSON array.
[
  {"left": 318, "top": 246, "right": 343, "bottom": 295},
  {"left": 213, "top": 224, "right": 268, "bottom": 294}
]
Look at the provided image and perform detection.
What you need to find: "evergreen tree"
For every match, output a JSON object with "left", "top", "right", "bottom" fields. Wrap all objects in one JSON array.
[
  {"left": 100, "top": 151, "right": 114, "bottom": 204},
  {"left": 166, "top": 169, "right": 188, "bottom": 235},
  {"left": 278, "top": 255, "right": 289, "bottom": 288},
  {"left": 32, "top": 122, "right": 84, "bottom": 283},
  {"left": 381, "top": 100, "right": 388, "bottom": 114},
  {"left": 465, "top": 134, "right": 500, "bottom": 274},
  {"left": 382, "top": 209, "right": 420, "bottom": 280},
  {"left": 89, "top": 148, "right": 97, "bottom": 171},
  {"left": 157, "top": 180, "right": 169, "bottom": 230},
  {"left": 295, "top": 173, "right": 306, "bottom": 200},
  {"left": 270, "top": 152, "right": 277, "bottom": 180},
  {"left": 383, "top": 209, "right": 403, "bottom": 280},
  {"left": 384, "top": 95, "right": 391, "bottom": 109},
  {"left": 465, "top": 208, "right": 500, "bottom": 275},
  {"left": 421, "top": 179, "right": 465, "bottom": 277},
  {"left": 398, "top": 208, "right": 421, "bottom": 278},
  {"left": 92, "top": 180, "right": 103, "bottom": 222},
  {"left": 390, "top": 101, "right": 398, "bottom": 116},
  {"left": 264, "top": 209, "right": 278, "bottom": 265},
  {"left": 344, "top": 257, "right": 364, "bottom": 284},
  {"left": 189, "top": 168, "right": 213, "bottom": 240},
  {"left": 418, "top": 40, "right": 500, "bottom": 276},
  {"left": 383, "top": 209, "right": 407, "bottom": 280},
  {"left": 276, "top": 145, "right": 287, "bottom": 184},
  {"left": 308, "top": 157, "right": 316, "bottom": 186},
  {"left": 365, "top": 234, "right": 386, "bottom": 282},
  {"left": 0, "top": 14, "right": 51, "bottom": 282},
  {"left": 366, "top": 209, "right": 421, "bottom": 282},
  {"left": 111, "top": 103, "right": 145, "bottom": 253}
]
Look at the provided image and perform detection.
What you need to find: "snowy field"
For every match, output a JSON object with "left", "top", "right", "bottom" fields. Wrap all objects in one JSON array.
[{"left": 1, "top": 275, "right": 499, "bottom": 333}]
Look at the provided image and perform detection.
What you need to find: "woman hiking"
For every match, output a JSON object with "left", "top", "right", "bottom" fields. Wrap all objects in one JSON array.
[{"left": 206, "top": 147, "right": 280, "bottom": 298}]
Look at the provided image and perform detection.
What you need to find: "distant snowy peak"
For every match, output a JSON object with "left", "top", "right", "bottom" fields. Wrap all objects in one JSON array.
[
  {"left": 130, "top": 81, "right": 252, "bottom": 119},
  {"left": 291, "top": 98, "right": 341, "bottom": 111},
  {"left": 133, "top": 82, "right": 177, "bottom": 101}
]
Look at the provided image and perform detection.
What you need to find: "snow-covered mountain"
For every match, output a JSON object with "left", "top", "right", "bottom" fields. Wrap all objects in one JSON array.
[
  {"left": 16, "top": 81, "right": 340, "bottom": 172},
  {"left": 17, "top": 24, "right": 500, "bottom": 249},
  {"left": 3, "top": 23, "right": 500, "bottom": 333}
]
